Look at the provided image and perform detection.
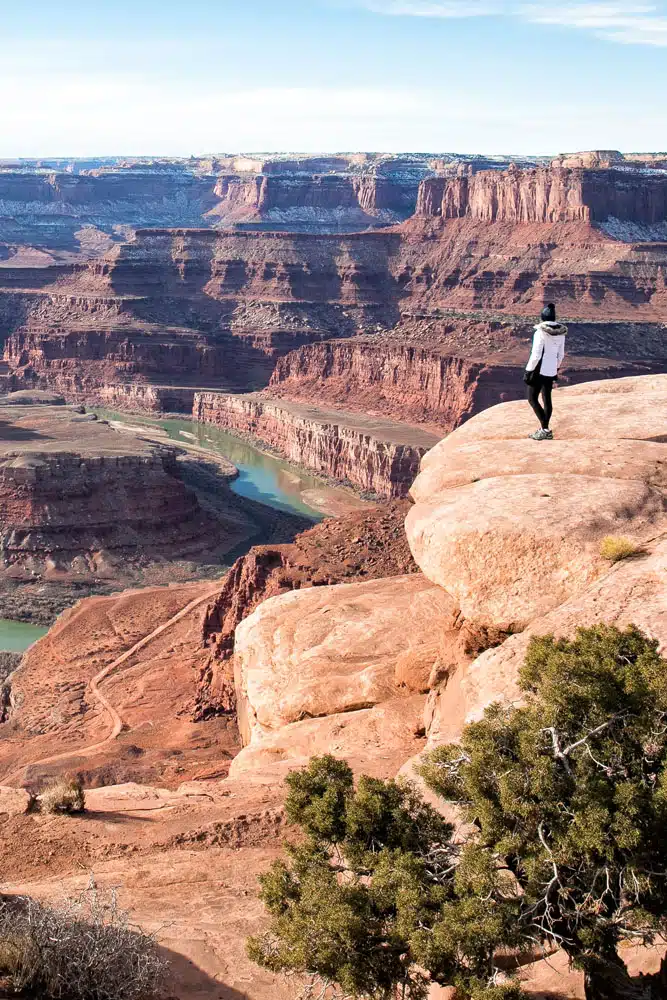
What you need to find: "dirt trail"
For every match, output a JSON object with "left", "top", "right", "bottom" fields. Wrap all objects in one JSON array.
[{"left": 5, "top": 587, "right": 220, "bottom": 785}]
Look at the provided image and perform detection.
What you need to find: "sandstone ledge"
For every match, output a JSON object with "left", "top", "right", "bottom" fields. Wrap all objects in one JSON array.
[
  {"left": 423, "top": 535, "right": 667, "bottom": 753},
  {"left": 407, "top": 473, "right": 665, "bottom": 630}
]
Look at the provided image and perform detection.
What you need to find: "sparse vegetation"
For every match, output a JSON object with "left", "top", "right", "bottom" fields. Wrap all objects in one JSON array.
[
  {"left": 0, "top": 883, "right": 166, "bottom": 1000},
  {"left": 249, "top": 625, "right": 667, "bottom": 1000},
  {"left": 39, "top": 776, "right": 86, "bottom": 815},
  {"left": 599, "top": 534, "right": 641, "bottom": 562}
]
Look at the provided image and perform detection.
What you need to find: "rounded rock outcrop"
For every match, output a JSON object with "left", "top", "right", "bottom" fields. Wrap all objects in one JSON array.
[
  {"left": 233, "top": 574, "right": 458, "bottom": 745},
  {"left": 407, "top": 375, "right": 667, "bottom": 632},
  {"left": 406, "top": 473, "right": 665, "bottom": 630}
]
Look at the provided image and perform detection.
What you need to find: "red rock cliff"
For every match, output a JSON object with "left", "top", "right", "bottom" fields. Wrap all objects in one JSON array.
[
  {"left": 3, "top": 196, "right": 667, "bottom": 413},
  {"left": 210, "top": 173, "right": 416, "bottom": 224},
  {"left": 0, "top": 441, "right": 228, "bottom": 584},
  {"left": 268, "top": 338, "right": 524, "bottom": 432},
  {"left": 267, "top": 331, "right": 666, "bottom": 431},
  {"left": 416, "top": 165, "right": 667, "bottom": 226}
]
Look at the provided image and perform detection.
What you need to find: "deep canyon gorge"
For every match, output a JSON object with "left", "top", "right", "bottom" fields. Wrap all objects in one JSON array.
[
  {"left": 2, "top": 151, "right": 667, "bottom": 498},
  {"left": 0, "top": 150, "right": 666, "bottom": 1000}
]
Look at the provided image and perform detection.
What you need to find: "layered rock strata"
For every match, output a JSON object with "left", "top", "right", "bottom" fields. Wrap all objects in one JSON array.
[
  {"left": 0, "top": 154, "right": 433, "bottom": 251},
  {"left": 193, "top": 391, "right": 440, "bottom": 497},
  {"left": 207, "top": 170, "right": 420, "bottom": 229},
  {"left": 416, "top": 163, "right": 667, "bottom": 231},
  {"left": 0, "top": 399, "right": 264, "bottom": 592},
  {"left": 268, "top": 339, "right": 516, "bottom": 432},
  {"left": 3, "top": 206, "right": 667, "bottom": 420},
  {"left": 92, "top": 383, "right": 196, "bottom": 413}
]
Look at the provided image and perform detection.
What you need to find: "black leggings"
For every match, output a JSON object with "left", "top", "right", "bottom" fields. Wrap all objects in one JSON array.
[{"left": 527, "top": 375, "right": 554, "bottom": 429}]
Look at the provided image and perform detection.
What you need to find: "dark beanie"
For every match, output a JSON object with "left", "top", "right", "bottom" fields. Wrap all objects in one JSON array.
[{"left": 541, "top": 302, "right": 556, "bottom": 322}]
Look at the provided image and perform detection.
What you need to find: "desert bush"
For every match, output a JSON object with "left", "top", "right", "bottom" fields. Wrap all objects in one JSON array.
[
  {"left": 0, "top": 883, "right": 166, "bottom": 1000},
  {"left": 249, "top": 625, "right": 667, "bottom": 1000},
  {"left": 599, "top": 534, "right": 641, "bottom": 562},
  {"left": 39, "top": 777, "right": 85, "bottom": 815}
]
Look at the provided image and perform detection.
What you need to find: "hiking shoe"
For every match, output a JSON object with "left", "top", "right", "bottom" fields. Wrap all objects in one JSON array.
[{"left": 529, "top": 428, "right": 550, "bottom": 441}]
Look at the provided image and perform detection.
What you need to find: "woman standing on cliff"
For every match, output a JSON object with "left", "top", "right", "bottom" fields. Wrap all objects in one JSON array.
[{"left": 524, "top": 303, "right": 568, "bottom": 440}]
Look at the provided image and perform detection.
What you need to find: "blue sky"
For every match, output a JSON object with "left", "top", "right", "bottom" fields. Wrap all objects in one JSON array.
[{"left": 0, "top": 0, "right": 665, "bottom": 156}]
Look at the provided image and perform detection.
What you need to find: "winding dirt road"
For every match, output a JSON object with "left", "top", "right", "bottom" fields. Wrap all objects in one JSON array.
[{"left": 5, "top": 587, "right": 220, "bottom": 786}]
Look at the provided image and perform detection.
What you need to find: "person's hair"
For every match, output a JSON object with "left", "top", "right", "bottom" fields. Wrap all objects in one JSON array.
[{"left": 541, "top": 302, "right": 556, "bottom": 322}]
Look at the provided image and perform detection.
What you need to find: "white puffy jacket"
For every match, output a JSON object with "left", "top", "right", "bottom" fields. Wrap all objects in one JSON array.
[{"left": 525, "top": 321, "right": 568, "bottom": 378}]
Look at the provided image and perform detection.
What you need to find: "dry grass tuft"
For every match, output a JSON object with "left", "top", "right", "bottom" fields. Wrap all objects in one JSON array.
[
  {"left": 0, "top": 882, "right": 166, "bottom": 1000},
  {"left": 599, "top": 535, "right": 642, "bottom": 563},
  {"left": 39, "top": 777, "right": 86, "bottom": 815}
]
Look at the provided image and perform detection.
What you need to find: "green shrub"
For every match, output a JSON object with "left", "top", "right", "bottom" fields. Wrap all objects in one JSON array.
[
  {"left": 599, "top": 534, "right": 641, "bottom": 562},
  {"left": 249, "top": 625, "right": 667, "bottom": 1000},
  {"left": 39, "top": 777, "right": 85, "bottom": 815}
]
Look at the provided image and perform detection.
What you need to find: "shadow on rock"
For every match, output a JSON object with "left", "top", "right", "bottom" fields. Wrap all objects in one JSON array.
[{"left": 159, "top": 942, "right": 251, "bottom": 1000}]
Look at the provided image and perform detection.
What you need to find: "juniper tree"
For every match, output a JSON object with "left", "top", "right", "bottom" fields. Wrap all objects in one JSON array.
[
  {"left": 247, "top": 755, "right": 522, "bottom": 1000},
  {"left": 420, "top": 624, "right": 667, "bottom": 1000},
  {"left": 248, "top": 625, "right": 667, "bottom": 1000}
]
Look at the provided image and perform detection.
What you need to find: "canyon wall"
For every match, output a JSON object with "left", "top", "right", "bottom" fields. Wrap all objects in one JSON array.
[
  {"left": 417, "top": 167, "right": 589, "bottom": 222},
  {"left": 0, "top": 155, "right": 434, "bottom": 251},
  {"left": 0, "top": 449, "right": 208, "bottom": 578},
  {"left": 2, "top": 160, "right": 667, "bottom": 426},
  {"left": 0, "top": 228, "right": 401, "bottom": 398},
  {"left": 3, "top": 220, "right": 667, "bottom": 426},
  {"left": 3, "top": 325, "right": 242, "bottom": 399},
  {"left": 268, "top": 339, "right": 523, "bottom": 432},
  {"left": 208, "top": 172, "right": 419, "bottom": 227},
  {"left": 415, "top": 165, "right": 667, "bottom": 229},
  {"left": 93, "top": 383, "right": 196, "bottom": 413},
  {"left": 103, "top": 227, "right": 402, "bottom": 306},
  {"left": 0, "top": 171, "right": 219, "bottom": 251},
  {"left": 193, "top": 391, "right": 439, "bottom": 497},
  {"left": 94, "top": 217, "right": 667, "bottom": 327}
]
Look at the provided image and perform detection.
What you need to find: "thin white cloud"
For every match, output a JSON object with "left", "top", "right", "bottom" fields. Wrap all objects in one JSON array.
[
  {"left": 520, "top": 2, "right": 667, "bottom": 42},
  {"left": 365, "top": 0, "right": 667, "bottom": 44}
]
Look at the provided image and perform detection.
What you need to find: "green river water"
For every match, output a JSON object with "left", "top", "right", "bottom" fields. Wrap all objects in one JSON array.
[
  {"left": 0, "top": 619, "right": 48, "bottom": 653},
  {"left": 96, "top": 409, "right": 329, "bottom": 519}
]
